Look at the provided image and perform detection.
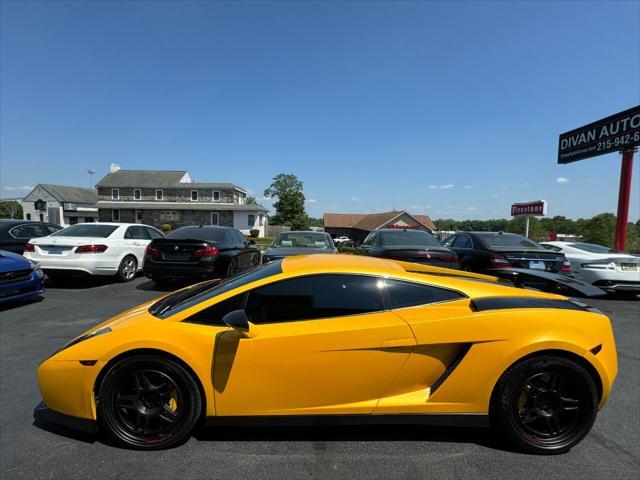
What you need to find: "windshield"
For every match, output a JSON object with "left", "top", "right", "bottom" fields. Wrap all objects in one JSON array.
[
  {"left": 379, "top": 230, "right": 442, "bottom": 246},
  {"left": 272, "top": 232, "right": 332, "bottom": 249},
  {"left": 569, "top": 242, "right": 619, "bottom": 254},
  {"left": 52, "top": 224, "right": 118, "bottom": 238},
  {"left": 478, "top": 233, "right": 541, "bottom": 249},
  {"left": 168, "top": 227, "right": 226, "bottom": 242},
  {"left": 149, "top": 259, "right": 283, "bottom": 318}
]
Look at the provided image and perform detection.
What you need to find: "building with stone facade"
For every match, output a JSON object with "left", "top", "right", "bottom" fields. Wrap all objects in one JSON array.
[{"left": 96, "top": 167, "right": 268, "bottom": 236}]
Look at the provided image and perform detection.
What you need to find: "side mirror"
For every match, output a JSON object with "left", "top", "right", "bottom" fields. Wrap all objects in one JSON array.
[
  {"left": 249, "top": 239, "right": 256, "bottom": 245},
  {"left": 222, "top": 309, "right": 249, "bottom": 331}
]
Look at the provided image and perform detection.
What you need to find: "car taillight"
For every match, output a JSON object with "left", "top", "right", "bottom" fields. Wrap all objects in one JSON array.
[
  {"left": 75, "top": 244, "right": 108, "bottom": 254},
  {"left": 489, "top": 252, "right": 511, "bottom": 268},
  {"left": 24, "top": 243, "right": 35, "bottom": 252},
  {"left": 145, "top": 245, "right": 160, "bottom": 256},
  {"left": 193, "top": 246, "right": 219, "bottom": 259},
  {"left": 561, "top": 258, "right": 572, "bottom": 272}
]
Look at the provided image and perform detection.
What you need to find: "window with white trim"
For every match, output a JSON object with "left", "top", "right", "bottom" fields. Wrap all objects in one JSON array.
[
  {"left": 259, "top": 214, "right": 264, "bottom": 226},
  {"left": 191, "top": 190, "right": 198, "bottom": 201},
  {"left": 133, "top": 188, "right": 141, "bottom": 200},
  {"left": 111, "top": 188, "right": 120, "bottom": 200},
  {"left": 112, "top": 209, "right": 120, "bottom": 221},
  {"left": 156, "top": 189, "right": 163, "bottom": 200},
  {"left": 248, "top": 214, "right": 255, "bottom": 226},
  {"left": 212, "top": 190, "right": 220, "bottom": 202},
  {"left": 211, "top": 212, "right": 219, "bottom": 225}
]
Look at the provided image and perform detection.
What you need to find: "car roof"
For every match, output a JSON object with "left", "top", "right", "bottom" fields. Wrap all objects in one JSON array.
[
  {"left": 376, "top": 228, "right": 431, "bottom": 233},
  {"left": 173, "top": 225, "right": 235, "bottom": 230},
  {"left": 0, "top": 219, "right": 53, "bottom": 225},
  {"left": 278, "top": 231, "right": 329, "bottom": 235},
  {"left": 281, "top": 253, "right": 404, "bottom": 274}
]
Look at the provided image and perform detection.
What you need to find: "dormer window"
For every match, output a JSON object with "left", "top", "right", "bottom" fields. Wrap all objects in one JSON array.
[
  {"left": 111, "top": 188, "right": 120, "bottom": 200},
  {"left": 191, "top": 190, "right": 198, "bottom": 201},
  {"left": 133, "top": 188, "right": 141, "bottom": 200},
  {"left": 212, "top": 190, "right": 220, "bottom": 202}
]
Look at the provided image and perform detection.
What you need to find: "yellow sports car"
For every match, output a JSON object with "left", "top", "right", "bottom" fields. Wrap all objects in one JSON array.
[{"left": 34, "top": 255, "right": 617, "bottom": 453}]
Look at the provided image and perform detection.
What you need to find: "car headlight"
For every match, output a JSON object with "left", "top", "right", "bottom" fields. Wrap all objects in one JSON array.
[{"left": 51, "top": 327, "right": 112, "bottom": 357}]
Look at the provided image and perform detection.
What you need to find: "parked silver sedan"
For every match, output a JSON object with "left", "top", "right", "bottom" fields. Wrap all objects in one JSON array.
[{"left": 262, "top": 231, "right": 337, "bottom": 263}]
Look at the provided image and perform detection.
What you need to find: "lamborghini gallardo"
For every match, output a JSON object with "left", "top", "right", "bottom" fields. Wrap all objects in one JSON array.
[{"left": 35, "top": 255, "right": 617, "bottom": 453}]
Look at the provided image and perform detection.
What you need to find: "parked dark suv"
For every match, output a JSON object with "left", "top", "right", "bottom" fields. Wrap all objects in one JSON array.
[
  {"left": 0, "top": 219, "right": 63, "bottom": 254},
  {"left": 143, "top": 225, "right": 260, "bottom": 285},
  {"left": 360, "top": 228, "right": 459, "bottom": 268},
  {"left": 443, "top": 231, "right": 571, "bottom": 275}
]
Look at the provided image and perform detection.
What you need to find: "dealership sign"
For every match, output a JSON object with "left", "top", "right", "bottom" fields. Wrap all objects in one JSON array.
[
  {"left": 558, "top": 106, "right": 640, "bottom": 164},
  {"left": 511, "top": 200, "right": 547, "bottom": 217}
]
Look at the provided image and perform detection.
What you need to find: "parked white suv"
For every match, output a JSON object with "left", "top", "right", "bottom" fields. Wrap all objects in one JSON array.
[{"left": 24, "top": 223, "right": 164, "bottom": 282}]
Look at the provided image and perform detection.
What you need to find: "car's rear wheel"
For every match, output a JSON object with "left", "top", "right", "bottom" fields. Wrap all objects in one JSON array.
[
  {"left": 226, "top": 258, "right": 240, "bottom": 276},
  {"left": 117, "top": 256, "right": 138, "bottom": 282},
  {"left": 98, "top": 355, "right": 202, "bottom": 450},
  {"left": 490, "top": 355, "right": 597, "bottom": 454}
]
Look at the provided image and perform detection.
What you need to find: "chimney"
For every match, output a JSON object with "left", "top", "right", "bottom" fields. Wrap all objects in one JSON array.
[{"left": 110, "top": 163, "right": 121, "bottom": 173}]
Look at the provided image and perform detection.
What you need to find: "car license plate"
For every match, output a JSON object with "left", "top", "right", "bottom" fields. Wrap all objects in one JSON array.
[
  {"left": 0, "top": 289, "right": 20, "bottom": 298},
  {"left": 620, "top": 263, "right": 637, "bottom": 271},
  {"left": 529, "top": 261, "right": 546, "bottom": 270},
  {"left": 47, "top": 247, "right": 64, "bottom": 255}
]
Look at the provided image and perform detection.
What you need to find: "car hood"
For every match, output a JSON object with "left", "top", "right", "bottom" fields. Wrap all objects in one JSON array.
[
  {"left": 0, "top": 249, "right": 32, "bottom": 272},
  {"left": 265, "top": 247, "right": 337, "bottom": 257}
]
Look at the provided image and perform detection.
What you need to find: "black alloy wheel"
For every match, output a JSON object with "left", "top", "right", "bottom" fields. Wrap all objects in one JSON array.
[
  {"left": 490, "top": 355, "right": 597, "bottom": 454},
  {"left": 98, "top": 355, "right": 202, "bottom": 450},
  {"left": 227, "top": 258, "right": 240, "bottom": 276}
]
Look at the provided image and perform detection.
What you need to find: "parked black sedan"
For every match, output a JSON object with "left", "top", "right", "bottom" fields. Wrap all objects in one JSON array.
[
  {"left": 360, "top": 228, "right": 459, "bottom": 268},
  {"left": 0, "top": 219, "right": 63, "bottom": 254},
  {"left": 143, "top": 225, "right": 260, "bottom": 285},
  {"left": 442, "top": 231, "right": 571, "bottom": 274}
]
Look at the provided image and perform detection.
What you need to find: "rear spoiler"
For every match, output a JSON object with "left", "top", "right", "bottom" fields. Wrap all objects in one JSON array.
[
  {"left": 488, "top": 268, "right": 606, "bottom": 298},
  {"left": 392, "top": 261, "right": 499, "bottom": 283}
]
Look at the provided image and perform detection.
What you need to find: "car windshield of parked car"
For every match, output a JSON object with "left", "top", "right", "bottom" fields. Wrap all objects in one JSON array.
[
  {"left": 569, "top": 243, "right": 620, "bottom": 254},
  {"left": 149, "top": 259, "right": 284, "bottom": 318},
  {"left": 272, "top": 232, "right": 332, "bottom": 249},
  {"left": 51, "top": 224, "right": 118, "bottom": 238},
  {"left": 167, "top": 227, "right": 226, "bottom": 242},
  {"left": 379, "top": 230, "right": 442, "bottom": 246},
  {"left": 479, "top": 233, "right": 541, "bottom": 249}
]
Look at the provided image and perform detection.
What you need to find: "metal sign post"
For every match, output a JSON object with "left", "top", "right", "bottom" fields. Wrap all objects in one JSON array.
[{"left": 615, "top": 149, "right": 635, "bottom": 251}]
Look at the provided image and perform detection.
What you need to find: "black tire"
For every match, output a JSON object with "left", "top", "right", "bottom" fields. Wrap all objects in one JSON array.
[
  {"left": 116, "top": 256, "right": 138, "bottom": 282},
  {"left": 251, "top": 253, "right": 260, "bottom": 267},
  {"left": 460, "top": 263, "right": 473, "bottom": 272},
  {"left": 490, "top": 355, "right": 598, "bottom": 454},
  {"left": 226, "top": 258, "right": 240, "bottom": 277},
  {"left": 97, "top": 355, "right": 202, "bottom": 450}
]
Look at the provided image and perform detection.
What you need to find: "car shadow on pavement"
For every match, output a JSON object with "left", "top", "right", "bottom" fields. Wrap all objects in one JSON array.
[
  {"left": 192, "top": 424, "right": 514, "bottom": 452},
  {"left": 32, "top": 419, "right": 96, "bottom": 445},
  {"left": 0, "top": 295, "right": 44, "bottom": 312},
  {"left": 44, "top": 276, "right": 117, "bottom": 290},
  {"left": 136, "top": 279, "right": 182, "bottom": 293}
]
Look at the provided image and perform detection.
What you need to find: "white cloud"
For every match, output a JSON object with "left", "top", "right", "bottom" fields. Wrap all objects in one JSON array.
[
  {"left": 556, "top": 177, "right": 570, "bottom": 184},
  {"left": 463, "top": 185, "right": 475, "bottom": 189},
  {"left": 490, "top": 194, "right": 499, "bottom": 198},
  {"left": 429, "top": 184, "right": 455, "bottom": 190},
  {"left": 466, "top": 206, "right": 477, "bottom": 211},
  {"left": 351, "top": 196, "right": 360, "bottom": 201},
  {"left": 409, "top": 205, "right": 431, "bottom": 210},
  {"left": 306, "top": 198, "right": 317, "bottom": 203},
  {"left": 4, "top": 185, "right": 34, "bottom": 191}
]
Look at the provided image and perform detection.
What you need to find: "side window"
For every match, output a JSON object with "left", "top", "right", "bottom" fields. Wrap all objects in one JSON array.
[
  {"left": 362, "top": 232, "right": 376, "bottom": 246},
  {"left": 453, "top": 235, "right": 471, "bottom": 249},
  {"left": 124, "top": 226, "right": 150, "bottom": 240},
  {"left": 146, "top": 227, "right": 164, "bottom": 239},
  {"left": 236, "top": 231, "right": 248, "bottom": 246},
  {"left": 245, "top": 275, "right": 385, "bottom": 324},
  {"left": 442, "top": 235, "right": 456, "bottom": 247},
  {"left": 385, "top": 279, "right": 464, "bottom": 308},
  {"left": 10, "top": 223, "right": 51, "bottom": 238},
  {"left": 184, "top": 293, "right": 247, "bottom": 326},
  {"left": 46, "top": 224, "right": 63, "bottom": 234}
]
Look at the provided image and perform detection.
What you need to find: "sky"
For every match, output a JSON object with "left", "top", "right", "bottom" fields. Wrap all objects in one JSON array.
[{"left": 1, "top": 0, "right": 639, "bottom": 221}]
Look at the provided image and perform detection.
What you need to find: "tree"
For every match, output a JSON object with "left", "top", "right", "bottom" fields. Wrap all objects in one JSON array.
[
  {"left": 263, "top": 173, "right": 308, "bottom": 229},
  {"left": 0, "top": 201, "right": 23, "bottom": 219},
  {"left": 245, "top": 196, "right": 260, "bottom": 206},
  {"left": 579, "top": 213, "right": 616, "bottom": 247}
]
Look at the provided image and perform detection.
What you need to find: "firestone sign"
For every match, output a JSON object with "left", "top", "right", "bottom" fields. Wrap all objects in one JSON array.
[
  {"left": 511, "top": 200, "right": 547, "bottom": 217},
  {"left": 558, "top": 106, "right": 640, "bottom": 164}
]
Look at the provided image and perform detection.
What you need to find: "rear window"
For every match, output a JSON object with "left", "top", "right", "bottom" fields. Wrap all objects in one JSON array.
[
  {"left": 569, "top": 243, "right": 619, "bottom": 254},
  {"left": 272, "top": 232, "right": 333, "bottom": 249},
  {"left": 379, "top": 230, "right": 442, "bottom": 247},
  {"left": 168, "top": 226, "right": 226, "bottom": 242},
  {"left": 52, "top": 224, "right": 118, "bottom": 238},
  {"left": 478, "top": 233, "right": 540, "bottom": 249}
]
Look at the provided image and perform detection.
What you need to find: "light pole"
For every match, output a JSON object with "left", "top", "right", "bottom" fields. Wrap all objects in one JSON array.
[{"left": 88, "top": 169, "right": 96, "bottom": 188}]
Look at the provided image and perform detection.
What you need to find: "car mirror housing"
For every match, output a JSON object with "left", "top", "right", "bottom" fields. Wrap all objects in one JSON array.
[
  {"left": 249, "top": 240, "right": 256, "bottom": 245},
  {"left": 222, "top": 309, "right": 250, "bottom": 332}
]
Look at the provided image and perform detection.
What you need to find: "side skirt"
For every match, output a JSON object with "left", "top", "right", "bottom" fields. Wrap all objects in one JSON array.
[{"left": 205, "top": 414, "right": 489, "bottom": 428}]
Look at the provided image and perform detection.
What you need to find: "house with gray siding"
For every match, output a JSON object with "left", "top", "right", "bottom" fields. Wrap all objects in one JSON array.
[
  {"left": 95, "top": 167, "right": 268, "bottom": 236},
  {"left": 22, "top": 184, "right": 98, "bottom": 226}
]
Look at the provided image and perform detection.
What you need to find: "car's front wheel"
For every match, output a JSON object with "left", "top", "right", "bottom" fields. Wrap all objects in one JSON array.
[
  {"left": 490, "top": 355, "right": 598, "bottom": 454},
  {"left": 97, "top": 355, "right": 202, "bottom": 450}
]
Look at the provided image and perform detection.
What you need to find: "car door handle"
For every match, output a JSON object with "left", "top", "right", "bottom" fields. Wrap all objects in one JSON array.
[{"left": 382, "top": 338, "right": 415, "bottom": 348}]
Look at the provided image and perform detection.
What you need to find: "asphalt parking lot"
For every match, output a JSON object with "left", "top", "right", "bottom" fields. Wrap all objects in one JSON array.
[{"left": 0, "top": 277, "right": 638, "bottom": 480}]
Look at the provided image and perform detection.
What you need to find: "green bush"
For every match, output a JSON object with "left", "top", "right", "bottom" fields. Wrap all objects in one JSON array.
[
  {"left": 249, "top": 229, "right": 260, "bottom": 238},
  {"left": 338, "top": 246, "right": 366, "bottom": 255}
]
